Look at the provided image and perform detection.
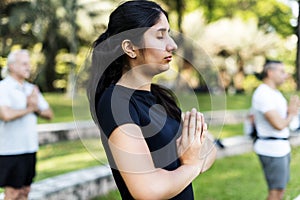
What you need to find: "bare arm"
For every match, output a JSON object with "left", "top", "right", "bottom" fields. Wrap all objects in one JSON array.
[
  {"left": 265, "top": 95, "right": 299, "bottom": 130},
  {"left": 36, "top": 108, "right": 54, "bottom": 120},
  {"left": 108, "top": 109, "right": 216, "bottom": 199},
  {"left": 32, "top": 86, "right": 53, "bottom": 120},
  {"left": 0, "top": 106, "right": 35, "bottom": 122}
]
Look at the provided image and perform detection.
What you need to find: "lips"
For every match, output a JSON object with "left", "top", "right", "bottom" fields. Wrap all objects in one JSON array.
[{"left": 164, "top": 55, "right": 172, "bottom": 62}]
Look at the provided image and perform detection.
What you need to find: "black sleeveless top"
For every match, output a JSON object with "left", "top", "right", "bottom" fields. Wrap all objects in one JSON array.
[{"left": 96, "top": 84, "right": 194, "bottom": 199}]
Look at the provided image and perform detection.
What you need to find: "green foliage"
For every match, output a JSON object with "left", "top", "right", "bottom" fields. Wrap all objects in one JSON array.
[
  {"left": 198, "top": 0, "right": 294, "bottom": 37},
  {"left": 1, "top": 0, "right": 297, "bottom": 93},
  {"left": 243, "top": 74, "right": 261, "bottom": 93}
]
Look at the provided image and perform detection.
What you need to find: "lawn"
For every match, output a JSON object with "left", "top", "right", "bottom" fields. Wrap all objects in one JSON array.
[
  {"left": 35, "top": 139, "right": 107, "bottom": 181},
  {"left": 39, "top": 93, "right": 74, "bottom": 123},
  {"left": 2, "top": 92, "right": 298, "bottom": 199},
  {"left": 1, "top": 138, "right": 298, "bottom": 199},
  {"left": 93, "top": 145, "right": 300, "bottom": 200},
  {"left": 41, "top": 92, "right": 249, "bottom": 139},
  {"left": 41, "top": 92, "right": 253, "bottom": 124}
]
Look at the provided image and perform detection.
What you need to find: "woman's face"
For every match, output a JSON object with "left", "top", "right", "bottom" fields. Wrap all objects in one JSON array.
[{"left": 134, "top": 13, "right": 178, "bottom": 76}]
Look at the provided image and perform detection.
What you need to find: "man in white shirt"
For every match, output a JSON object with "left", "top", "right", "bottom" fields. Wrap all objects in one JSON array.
[
  {"left": 0, "top": 50, "right": 53, "bottom": 200},
  {"left": 252, "top": 60, "right": 299, "bottom": 200}
]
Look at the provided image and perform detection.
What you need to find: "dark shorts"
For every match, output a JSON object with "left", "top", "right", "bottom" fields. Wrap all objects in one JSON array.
[
  {"left": 258, "top": 153, "right": 290, "bottom": 190},
  {"left": 0, "top": 152, "right": 36, "bottom": 188}
]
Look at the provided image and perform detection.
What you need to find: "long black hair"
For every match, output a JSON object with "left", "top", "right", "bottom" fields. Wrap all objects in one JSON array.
[{"left": 87, "top": 0, "right": 181, "bottom": 123}]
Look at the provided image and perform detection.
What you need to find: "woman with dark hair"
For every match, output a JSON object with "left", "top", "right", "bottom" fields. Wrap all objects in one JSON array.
[{"left": 87, "top": 1, "right": 216, "bottom": 199}]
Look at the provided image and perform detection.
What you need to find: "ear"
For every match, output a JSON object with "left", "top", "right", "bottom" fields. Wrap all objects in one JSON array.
[{"left": 121, "top": 39, "right": 137, "bottom": 59}]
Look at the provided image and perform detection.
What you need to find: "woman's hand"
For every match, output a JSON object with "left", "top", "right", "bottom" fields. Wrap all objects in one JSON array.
[{"left": 177, "top": 108, "right": 216, "bottom": 173}]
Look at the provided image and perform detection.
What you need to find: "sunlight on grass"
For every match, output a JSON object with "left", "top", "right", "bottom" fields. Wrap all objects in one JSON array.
[
  {"left": 93, "top": 146, "right": 300, "bottom": 200},
  {"left": 40, "top": 93, "right": 74, "bottom": 123},
  {"left": 209, "top": 123, "right": 244, "bottom": 138},
  {"left": 36, "top": 152, "right": 101, "bottom": 180},
  {"left": 40, "top": 92, "right": 254, "bottom": 124},
  {"left": 35, "top": 139, "right": 108, "bottom": 181},
  {"left": 19, "top": 92, "right": 299, "bottom": 200}
]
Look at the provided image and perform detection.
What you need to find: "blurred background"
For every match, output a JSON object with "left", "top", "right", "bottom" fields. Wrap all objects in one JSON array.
[
  {"left": 1, "top": 0, "right": 300, "bottom": 199},
  {"left": 1, "top": 0, "right": 300, "bottom": 95}
]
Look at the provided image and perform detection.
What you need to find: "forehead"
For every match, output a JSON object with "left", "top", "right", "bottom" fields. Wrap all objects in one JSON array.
[
  {"left": 266, "top": 63, "right": 284, "bottom": 71},
  {"left": 273, "top": 63, "right": 284, "bottom": 70},
  {"left": 15, "top": 53, "right": 30, "bottom": 62},
  {"left": 148, "top": 13, "right": 170, "bottom": 32}
]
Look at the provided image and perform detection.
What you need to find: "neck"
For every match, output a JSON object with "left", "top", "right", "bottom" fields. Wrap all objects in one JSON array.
[
  {"left": 263, "top": 79, "right": 276, "bottom": 89},
  {"left": 10, "top": 74, "right": 25, "bottom": 85},
  {"left": 117, "top": 70, "right": 152, "bottom": 91}
]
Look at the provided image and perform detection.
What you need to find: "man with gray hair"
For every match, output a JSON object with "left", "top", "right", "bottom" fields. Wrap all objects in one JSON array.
[
  {"left": 251, "top": 60, "right": 299, "bottom": 200},
  {"left": 0, "top": 49, "right": 53, "bottom": 200}
]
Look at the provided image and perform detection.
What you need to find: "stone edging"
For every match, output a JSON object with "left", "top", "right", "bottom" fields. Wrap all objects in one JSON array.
[{"left": 28, "top": 165, "right": 116, "bottom": 200}]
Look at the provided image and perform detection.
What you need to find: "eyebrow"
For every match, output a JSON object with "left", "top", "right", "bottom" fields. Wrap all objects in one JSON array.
[{"left": 157, "top": 28, "right": 170, "bottom": 33}]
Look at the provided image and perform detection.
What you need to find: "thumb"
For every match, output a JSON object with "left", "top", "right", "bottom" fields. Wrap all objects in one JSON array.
[{"left": 176, "top": 136, "right": 182, "bottom": 146}]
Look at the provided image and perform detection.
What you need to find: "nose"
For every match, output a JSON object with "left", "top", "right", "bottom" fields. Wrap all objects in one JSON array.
[{"left": 166, "top": 37, "right": 177, "bottom": 53}]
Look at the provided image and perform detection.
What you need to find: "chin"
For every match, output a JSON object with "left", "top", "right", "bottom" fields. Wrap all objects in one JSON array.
[
  {"left": 24, "top": 75, "right": 31, "bottom": 79},
  {"left": 159, "top": 64, "right": 170, "bottom": 72}
]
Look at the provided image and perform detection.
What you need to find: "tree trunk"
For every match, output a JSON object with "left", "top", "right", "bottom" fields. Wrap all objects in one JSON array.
[
  {"left": 66, "top": 0, "right": 78, "bottom": 97},
  {"left": 41, "top": 22, "right": 58, "bottom": 92},
  {"left": 296, "top": 0, "right": 300, "bottom": 90}
]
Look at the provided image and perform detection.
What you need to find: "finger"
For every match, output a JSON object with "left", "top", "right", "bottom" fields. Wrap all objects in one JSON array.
[
  {"left": 188, "top": 108, "right": 197, "bottom": 141},
  {"left": 195, "top": 112, "right": 202, "bottom": 144},
  {"left": 176, "top": 136, "right": 182, "bottom": 147},
  {"left": 201, "top": 123, "right": 207, "bottom": 143},
  {"left": 181, "top": 111, "right": 190, "bottom": 145},
  {"left": 181, "top": 112, "right": 185, "bottom": 121}
]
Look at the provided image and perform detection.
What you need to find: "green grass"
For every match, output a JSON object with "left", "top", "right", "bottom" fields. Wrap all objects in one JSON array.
[
  {"left": 41, "top": 91, "right": 298, "bottom": 124},
  {"left": 1, "top": 92, "right": 295, "bottom": 198},
  {"left": 93, "top": 146, "right": 300, "bottom": 200},
  {"left": 40, "top": 92, "right": 253, "bottom": 124},
  {"left": 39, "top": 93, "right": 74, "bottom": 123},
  {"left": 2, "top": 139, "right": 299, "bottom": 199},
  {"left": 0, "top": 139, "right": 105, "bottom": 194},
  {"left": 35, "top": 139, "right": 108, "bottom": 181},
  {"left": 209, "top": 123, "right": 244, "bottom": 139}
]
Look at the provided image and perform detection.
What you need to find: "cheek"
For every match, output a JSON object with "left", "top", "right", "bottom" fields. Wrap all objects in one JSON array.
[{"left": 144, "top": 49, "right": 163, "bottom": 62}]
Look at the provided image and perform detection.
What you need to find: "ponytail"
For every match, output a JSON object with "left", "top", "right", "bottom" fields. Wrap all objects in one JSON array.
[{"left": 87, "top": 31, "right": 125, "bottom": 123}]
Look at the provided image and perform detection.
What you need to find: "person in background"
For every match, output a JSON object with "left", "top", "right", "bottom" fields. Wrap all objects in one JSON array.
[
  {"left": 0, "top": 49, "right": 53, "bottom": 200},
  {"left": 87, "top": 1, "right": 216, "bottom": 199},
  {"left": 251, "top": 60, "right": 299, "bottom": 200}
]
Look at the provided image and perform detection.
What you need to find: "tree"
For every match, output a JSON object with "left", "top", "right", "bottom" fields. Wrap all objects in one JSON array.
[
  {"left": 198, "top": 0, "right": 294, "bottom": 37},
  {"left": 296, "top": 0, "right": 300, "bottom": 90},
  {"left": 181, "top": 8, "right": 295, "bottom": 92},
  {"left": 1, "top": 0, "right": 117, "bottom": 92},
  {"left": 0, "top": 0, "right": 37, "bottom": 56}
]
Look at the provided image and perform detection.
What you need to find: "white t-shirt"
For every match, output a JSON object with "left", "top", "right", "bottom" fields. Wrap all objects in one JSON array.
[
  {"left": 251, "top": 83, "right": 291, "bottom": 157},
  {"left": 0, "top": 76, "right": 49, "bottom": 155}
]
